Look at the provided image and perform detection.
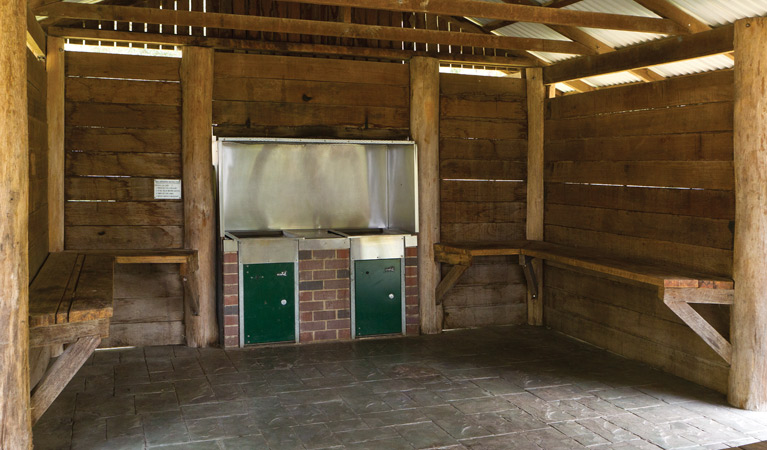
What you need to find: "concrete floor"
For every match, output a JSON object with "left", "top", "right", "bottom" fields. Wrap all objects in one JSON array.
[{"left": 32, "top": 325, "right": 767, "bottom": 450}]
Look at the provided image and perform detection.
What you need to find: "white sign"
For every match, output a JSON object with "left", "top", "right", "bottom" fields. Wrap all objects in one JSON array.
[{"left": 154, "top": 179, "right": 182, "bottom": 200}]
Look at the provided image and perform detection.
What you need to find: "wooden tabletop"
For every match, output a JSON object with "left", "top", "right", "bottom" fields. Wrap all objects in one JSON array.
[{"left": 29, "top": 253, "right": 114, "bottom": 328}]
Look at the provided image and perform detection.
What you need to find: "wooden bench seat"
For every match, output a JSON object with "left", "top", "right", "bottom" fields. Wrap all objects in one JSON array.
[
  {"left": 434, "top": 240, "right": 734, "bottom": 364},
  {"left": 29, "top": 252, "right": 115, "bottom": 425}
]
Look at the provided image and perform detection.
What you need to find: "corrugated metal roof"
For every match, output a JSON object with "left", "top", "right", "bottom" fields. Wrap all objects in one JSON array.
[
  {"left": 461, "top": 0, "right": 760, "bottom": 89},
  {"left": 494, "top": 22, "right": 576, "bottom": 63},
  {"left": 667, "top": 0, "right": 767, "bottom": 27},
  {"left": 650, "top": 54, "right": 734, "bottom": 78},
  {"left": 563, "top": 0, "right": 667, "bottom": 48},
  {"left": 582, "top": 70, "right": 643, "bottom": 87}
]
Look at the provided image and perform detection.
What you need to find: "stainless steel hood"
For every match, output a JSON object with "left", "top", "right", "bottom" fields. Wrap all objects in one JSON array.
[{"left": 217, "top": 138, "right": 418, "bottom": 236}]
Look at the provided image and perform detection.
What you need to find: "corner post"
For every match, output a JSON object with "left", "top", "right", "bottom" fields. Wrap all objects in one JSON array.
[
  {"left": 0, "top": 0, "right": 32, "bottom": 447},
  {"left": 526, "top": 67, "right": 545, "bottom": 326},
  {"left": 181, "top": 46, "right": 218, "bottom": 347},
  {"left": 410, "top": 57, "right": 441, "bottom": 334},
  {"left": 731, "top": 17, "right": 767, "bottom": 410}
]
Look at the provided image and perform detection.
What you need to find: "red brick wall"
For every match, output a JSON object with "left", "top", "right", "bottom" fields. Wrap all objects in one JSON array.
[
  {"left": 405, "top": 246, "right": 419, "bottom": 335},
  {"left": 222, "top": 251, "right": 239, "bottom": 348},
  {"left": 298, "top": 249, "right": 351, "bottom": 343}
]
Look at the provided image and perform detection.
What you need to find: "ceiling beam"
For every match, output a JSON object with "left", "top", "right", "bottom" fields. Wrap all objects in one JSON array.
[
  {"left": 632, "top": 0, "right": 710, "bottom": 34},
  {"left": 50, "top": 26, "right": 537, "bottom": 66},
  {"left": 38, "top": 3, "right": 594, "bottom": 54},
  {"left": 273, "top": 0, "right": 686, "bottom": 34},
  {"left": 544, "top": 23, "right": 734, "bottom": 84}
]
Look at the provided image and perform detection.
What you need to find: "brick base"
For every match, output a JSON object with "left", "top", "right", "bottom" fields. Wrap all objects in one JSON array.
[
  {"left": 220, "top": 242, "right": 421, "bottom": 347},
  {"left": 299, "top": 249, "right": 351, "bottom": 343},
  {"left": 222, "top": 251, "right": 239, "bottom": 348},
  {"left": 405, "top": 246, "right": 420, "bottom": 336}
]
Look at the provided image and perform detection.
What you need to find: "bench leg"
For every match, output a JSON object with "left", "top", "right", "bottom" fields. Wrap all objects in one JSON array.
[{"left": 30, "top": 335, "right": 101, "bottom": 425}]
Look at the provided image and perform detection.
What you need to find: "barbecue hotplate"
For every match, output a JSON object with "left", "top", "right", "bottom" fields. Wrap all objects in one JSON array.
[
  {"left": 331, "top": 228, "right": 386, "bottom": 237},
  {"left": 228, "top": 230, "right": 288, "bottom": 239}
]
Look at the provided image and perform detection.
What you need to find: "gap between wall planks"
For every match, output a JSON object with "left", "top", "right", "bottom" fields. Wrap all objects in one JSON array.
[
  {"left": 542, "top": 69, "right": 734, "bottom": 394},
  {"left": 730, "top": 17, "right": 767, "bottom": 411},
  {"left": 438, "top": 73, "right": 528, "bottom": 330}
]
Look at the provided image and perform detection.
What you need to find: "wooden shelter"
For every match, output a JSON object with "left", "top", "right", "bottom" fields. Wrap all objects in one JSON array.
[{"left": 1, "top": 0, "right": 766, "bottom": 445}]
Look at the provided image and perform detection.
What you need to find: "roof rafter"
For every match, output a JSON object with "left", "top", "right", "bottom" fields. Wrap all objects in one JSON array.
[
  {"left": 273, "top": 0, "right": 687, "bottom": 34},
  {"left": 37, "top": 3, "right": 593, "bottom": 54},
  {"left": 544, "top": 24, "right": 734, "bottom": 84}
]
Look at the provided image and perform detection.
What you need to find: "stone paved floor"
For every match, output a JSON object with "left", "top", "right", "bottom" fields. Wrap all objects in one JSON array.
[{"left": 32, "top": 325, "right": 767, "bottom": 450}]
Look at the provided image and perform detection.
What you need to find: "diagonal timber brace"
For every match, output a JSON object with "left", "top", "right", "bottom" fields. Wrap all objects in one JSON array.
[
  {"left": 436, "top": 264, "right": 470, "bottom": 305},
  {"left": 661, "top": 287, "right": 734, "bottom": 364},
  {"left": 519, "top": 255, "right": 539, "bottom": 299}
]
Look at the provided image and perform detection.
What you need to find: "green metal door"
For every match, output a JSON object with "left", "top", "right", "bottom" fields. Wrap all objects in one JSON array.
[
  {"left": 242, "top": 262, "right": 295, "bottom": 344},
  {"left": 354, "top": 259, "right": 402, "bottom": 337}
]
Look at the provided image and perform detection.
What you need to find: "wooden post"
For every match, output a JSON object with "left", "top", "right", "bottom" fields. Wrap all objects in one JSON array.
[
  {"left": 410, "top": 57, "right": 441, "bottom": 334},
  {"left": 730, "top": 17, "right": 767, "bottom": 411},
  {"left": 0, "top": 0, "right": 32, "bottom": 447},
  {"left": 181, "top": 46, "right": 218, "bottom": 347},
  {"left": 47, "top": 36, "right": 65, "bottom": 252},
  {"left": 526, "top": 67, "right": 545, "bottom": 326}
]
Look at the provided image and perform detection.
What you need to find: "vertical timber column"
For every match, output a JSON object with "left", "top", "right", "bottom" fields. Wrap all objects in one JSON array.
[
  {"left": 47, "top": 36, "right": 65, "bottom": 252},
  {"left": 0, "top": 0, "right": 31, "bottom": 447},
  {"left": 181, "top": 46, "right": 218, "bottom": 347},
  {"left": 410, "top": 57, "right": 441, "bottom": 334},
  {"left": 526, "top": 67, "right": 544, "bottom": 326},
  {"left": 730, "top": 17, "right": 767, "bottom": 411}
]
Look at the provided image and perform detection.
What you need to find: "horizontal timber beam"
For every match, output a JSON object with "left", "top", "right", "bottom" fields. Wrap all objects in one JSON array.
[
  {"left": 49, "top": 27, "right": 537, "bottom": 67},
  {"left": 544, "top": 23, "right": 733, "bottom": 84},
  {"left": 39, "top": 3, "right": 591, "bottom": 54},
  {"left": 276, "top": 0, "right": 686, "bottom": 34}
]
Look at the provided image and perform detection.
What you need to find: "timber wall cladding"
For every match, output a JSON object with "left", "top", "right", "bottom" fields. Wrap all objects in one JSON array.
[
  {"left": 212, "top": 53, "right": 410, "bottom": 139},
  {"left": 64, "top": 52, "right": 183, "bottom": 250},
  {"left": 63, "top": 52, "right": 185, "bottom": 347},
  {"left": 439, "top": 73, "right": 528, "bottom": 329},
  {"left": 543, "top": 70, "right": 734, "bottom": 393},
  {"left": 28, "top": 50, "right": 49, "bottom": 277}
]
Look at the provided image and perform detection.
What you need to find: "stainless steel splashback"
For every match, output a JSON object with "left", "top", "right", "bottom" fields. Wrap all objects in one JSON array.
[{"left": 218, "top": 139, "right": 418, "bottom": 235}]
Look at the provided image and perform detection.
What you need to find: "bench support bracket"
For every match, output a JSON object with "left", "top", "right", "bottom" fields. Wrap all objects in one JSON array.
[
  {"left": 519, "top": 255, "right": 539, "bottom": 299},
  {"left": 662, "top": 287, "right": 734, "bottom": 364},
  {"left": 436, "top": 264, "right": 470, "bottom": 305},
  {"left": 30, "top": 335, "right": 101, "bottom": 425}
]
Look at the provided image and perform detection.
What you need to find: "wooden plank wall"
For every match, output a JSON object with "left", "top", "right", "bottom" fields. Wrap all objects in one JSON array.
[
  {"left": 212, "top": 53, "right": 410, "bottom": 139},
  {"left": 438, "top": 73, "right": 528, "bottom": 329},
  {"left": 64, "top": 52, "right": 183, "bottom": 250},
  {"left": 543, "top": 70, "right": 734, "bottom": 392},
  {"left": 28, "top": 50, "right": 48, "bottom": 278},
  {"left": 103, "top": 263, "right": 185, "bottom": 347},
  {"left": 64, "top": 51, "right": 185, "bottom": 347}
]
